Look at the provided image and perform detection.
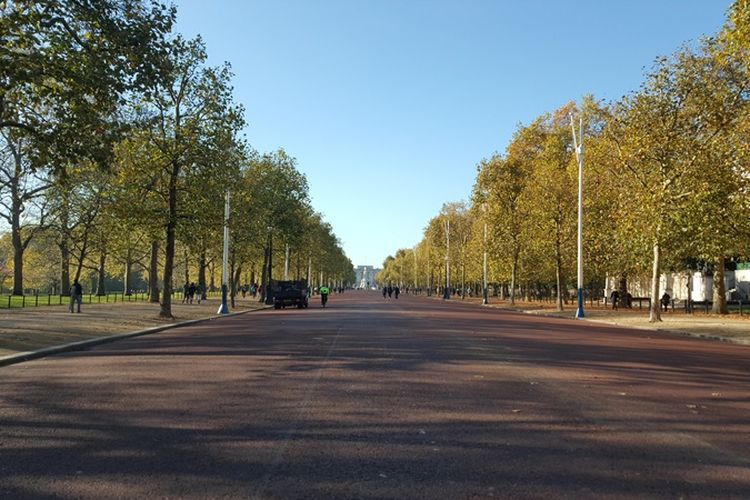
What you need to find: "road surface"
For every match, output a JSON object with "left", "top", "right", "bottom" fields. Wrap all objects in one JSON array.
[{"left": 2, "top": 291, "right": 749, "bottom": 498}]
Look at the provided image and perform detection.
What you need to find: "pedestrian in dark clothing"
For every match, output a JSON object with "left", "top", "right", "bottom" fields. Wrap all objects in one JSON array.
[
  {"left": 610, "top": 289, "right": 620, "bottom": 310},
  {"left": 394, "top": 286, "right": 400, "bottom": 299},
  {"left": 387, "top": 286, "right": 393, "bottom": 298},
  {"left": 188, "top": 282, "right": 196, "bottom": 304},
  {"left": 195, "top": 284, "right": 204, "bottom": 304},
  {"left": 660, "top": 292, "right": 670, "bottom": 312},
  {"left": 182, "top": 282, "right": 189, "bottom": 304},
  {"left": 382, "top": 287, "right": 387, "bottom": 299},
  {"left": 69, "top": 280, "right": 83, "bottom": 313}
]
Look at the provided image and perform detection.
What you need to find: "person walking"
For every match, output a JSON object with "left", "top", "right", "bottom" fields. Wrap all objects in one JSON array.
[
  {"left": 195, "top": 283, "right": 204, "bottom": 304},
  {"left": 394, "top": 286, "right": 400, "bottom": 299},
  {"left": 181, "top": 282, "right": 190, "bottom": 304},
  {"left": 69, "top": 279, "right": 83, "bottom": 313},
  {"left": 382, "top": 287, "right": 387, "bottom": 299},
  {"left": 610, "top": 289, "right": 620, "bottom": 310},
  {"left": 188, "top": 282, "right": 196, "bottom": 304}
]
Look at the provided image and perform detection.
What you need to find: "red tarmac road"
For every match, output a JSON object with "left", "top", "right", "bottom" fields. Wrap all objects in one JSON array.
[{"left": 1, "top": 291, "right": 750, "bottom": 499}]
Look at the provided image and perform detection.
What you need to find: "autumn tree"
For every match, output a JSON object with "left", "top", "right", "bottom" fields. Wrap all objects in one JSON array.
[
  {"left": 131, "top": 36, "right": 244, "bottom": 317},
  {"left": 0, "top": 132, "right": 49, "bottom": 295}
]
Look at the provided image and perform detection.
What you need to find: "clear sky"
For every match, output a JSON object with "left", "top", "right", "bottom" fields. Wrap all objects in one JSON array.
[{"left": 173, "top": 0, "right": 731, "bottom": 267}]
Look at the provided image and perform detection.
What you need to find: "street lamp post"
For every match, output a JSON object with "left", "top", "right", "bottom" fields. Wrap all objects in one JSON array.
[
  {"left": 217, "top": 191, "right": 230, "bottom": 314},
  {"left": 570, "top": 114, "right": 585, "bottom": 319}
]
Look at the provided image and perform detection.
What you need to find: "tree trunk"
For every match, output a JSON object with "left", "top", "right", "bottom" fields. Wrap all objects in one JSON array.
[
  {"left": 10, "top": 173, "right": 24, "bottom": 295},
  {"left": 230, "top": 252, "right": 236, "bottom": 308},
  {"left": 649, "top": 242, "right": 662, "bottom": 322},
  {"left": 58, "top": 203, "right": 71, "bottom": 297},
  {"left": 555, "top": 255, "right": 564, "bottom": 312},
  {"left": 149, "top": 239, "right": 160, "bottom": 302},
  {"left": 6, "top": 137, "right": 47, "bottom": 295},
  {"left": 209, "top": 260, "right": 216, "bottom": 291},
  {"left": 712, "top": 254, "right": 728, "bottom": 314},
  {"left": 161, "top": 223, "right": 175, "bottom": 317},
  {"left": 12, "top": 230, "right": 24, "bottom": 296},
  {"left": 461, "top": 262, "right": 465, "bottom": 300},
  {"left": 307, "top": 255, "right": 312, "bottom": 287},
  {"left": 96, "top": 250, "right": 107, "bottom": 296},
  {"left": 232, "top": 261, "right": 242, "bottom": 309},
  {"left": 618, "top": 276, "right": 629, "bottom": 308},
  {"left": 510, "top": 248, "right": 519, "bottom": 305},
  {"left": 260, "top": 235, "right": 269, "bottom": 302},
  {"left": 160, "top": 163, "right": 179, "bottom": 318},
  {"left": 183, "top": 247, "right": 189, "bottom": 284},
  {"left": 198, "top": 250, "right": 207, "bottom": 300},
  {"left": 73, "top": 237, "right": 88, "bottom": 284},
  {"left": 124, "top": 247, "right": 132, "bottom": 295}
]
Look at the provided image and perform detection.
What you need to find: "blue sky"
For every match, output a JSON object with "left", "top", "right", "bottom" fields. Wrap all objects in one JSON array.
[{"left": 174, "top": 0, "right": 731, "bottom": 267}]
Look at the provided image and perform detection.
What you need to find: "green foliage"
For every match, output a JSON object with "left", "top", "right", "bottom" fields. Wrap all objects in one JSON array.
[
  {"left": 384, "top": 5, "right": 750, "bottom": 318},
  {"left": 2, "top": 2, "right": 353, "bottom": 303}
]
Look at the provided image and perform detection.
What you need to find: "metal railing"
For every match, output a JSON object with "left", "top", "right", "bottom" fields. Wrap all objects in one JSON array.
[
  {"left": 1, "top": 291, "right": 151, "bottom": 309},
  {"left": 1, "top": 289, "right": 231, "bottom": 309}
]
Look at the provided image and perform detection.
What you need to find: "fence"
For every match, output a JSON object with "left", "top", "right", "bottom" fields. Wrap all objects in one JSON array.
[
  {"left": 2, "top": 291, "right": 151, "bottom": 309},
  {"left": 1, "top": 289, "right": 229, "bottom": 309}
]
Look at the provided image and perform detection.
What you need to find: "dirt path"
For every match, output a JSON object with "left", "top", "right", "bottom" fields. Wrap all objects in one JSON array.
[{"left": 429, "top": 294, "right": 750, "bottom": 344}]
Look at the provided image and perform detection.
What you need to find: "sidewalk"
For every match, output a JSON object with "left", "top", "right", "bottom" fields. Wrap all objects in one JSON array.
[
  {"left": 0, "top": 296, "right": 267, "bottom": 358},
  {"left": 431, "top": 295, "right": 750, "bottom": 345}
]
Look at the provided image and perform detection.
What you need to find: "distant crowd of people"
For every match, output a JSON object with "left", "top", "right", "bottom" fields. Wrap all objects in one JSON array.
[
  {"left": 181, "top": 282, "right": 204, "bottom": 304},
  {"left": 240, "top": 283, "right": 259, "bottom": 298},
  {"left": 382, "top": 285, "right": 401, "bottom": 299}
]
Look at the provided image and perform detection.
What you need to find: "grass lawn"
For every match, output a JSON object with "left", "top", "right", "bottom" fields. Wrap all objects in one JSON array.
[
  {"left": 0, "top": 290, "right": 227, "bottom": 309},
  {"left": 1, "top": 292, "right": 156, "bottom": 309}
]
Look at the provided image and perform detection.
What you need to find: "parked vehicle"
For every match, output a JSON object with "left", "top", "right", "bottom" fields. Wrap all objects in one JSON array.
[{"left": 271, "top": 280, "right": 309, "bottom": 310}]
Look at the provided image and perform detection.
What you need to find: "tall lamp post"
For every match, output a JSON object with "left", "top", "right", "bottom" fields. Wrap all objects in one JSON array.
[
  {"left": 217, "top": 191, "right": 230, "bottom": 314},
  {"left": 482, "top": 203, "right": 489, "bottom": 305},
  {"left": 570, "top": 113, "right": 585, "bottom": 319}
]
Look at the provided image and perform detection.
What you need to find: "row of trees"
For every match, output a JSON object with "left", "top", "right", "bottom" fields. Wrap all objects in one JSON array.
[
  {"left": 0, "top": 1, "right": 354, "bottom": 317},
  {"left": 378, "top": 1, "right": 750, "bottom": 322}
]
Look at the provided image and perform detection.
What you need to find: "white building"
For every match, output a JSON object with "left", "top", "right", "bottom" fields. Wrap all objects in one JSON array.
[
  {"left": 354, "top": 265, "right": 381, "bottom": 289},
  {"left": 606, "top": 264, "right": 750, "bottom": 302}
]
